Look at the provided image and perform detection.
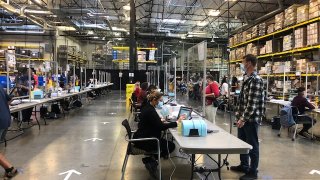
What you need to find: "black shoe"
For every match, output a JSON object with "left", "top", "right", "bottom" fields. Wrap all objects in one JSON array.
[
  {"left": 142, "top": 157, "right": 154, "bottom": 164},
  {"left": 145, "top": 161, "right": 158, "bottom": 179},
  {"left": 239, "top": 172, "right": 258, "bottom": 180},
  {"left": 298, "top": 131, "right": 308, "bottom": 138},
  {"left": 230, "top": 165, "right": 248, "bottom": 173}
]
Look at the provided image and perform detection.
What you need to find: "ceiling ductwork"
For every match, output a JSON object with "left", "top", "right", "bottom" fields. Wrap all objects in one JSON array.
[{"left": 234, "top": 0, "right": 284, "bottom": 33}]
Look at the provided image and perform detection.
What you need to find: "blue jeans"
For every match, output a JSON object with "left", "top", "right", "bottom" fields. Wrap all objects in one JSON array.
[{"left": 238, "top": 121, "right": 259, "bottom": 174}]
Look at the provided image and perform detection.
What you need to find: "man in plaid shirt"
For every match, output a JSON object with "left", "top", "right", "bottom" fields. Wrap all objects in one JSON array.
[{"left": 231, "top": 54, "right": 265, "bottom": 180}]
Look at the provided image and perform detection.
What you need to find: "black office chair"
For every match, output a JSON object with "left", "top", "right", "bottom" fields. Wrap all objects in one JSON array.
[
  {"left": 121, "top": 119, "right": 161, "bottom": 180},
  {"left": 129, "top": 98, "right": 141, "bottom": 122}
]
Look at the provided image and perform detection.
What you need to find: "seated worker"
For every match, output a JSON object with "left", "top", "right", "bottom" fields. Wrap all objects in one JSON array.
[
  {"left": 137, "top": 82, "right": 148, "bottom": 104},
  {"left": 16, "top": 69, "right": 36, "bottom": 123},
  {"left": 291, "top": 87, "right": 317, "bottom": 137},
  {"left": 133, "top": 91, "right": 185, "bottom": 175}
]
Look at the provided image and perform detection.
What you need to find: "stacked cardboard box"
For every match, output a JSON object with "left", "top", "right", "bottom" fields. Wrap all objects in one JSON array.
[
  {"left": 294, "top": 27, "right": 307, "bottom": 48},
  {"left": 229, "top": 37, "right": 234, "bottom": 46},
  {"left": 230, "top": 49, "right": 236, "bottom": 60},
  {"left": 246, "top": 43, "right": 259, "bottom": 56},
  {"left": 242, "top": 31, "right": 247, "bottom": 42},
  {"left": 307, "top": 22, "right": 320, "bottom": 45},
  {"left": 258, "top": 23, "right": 266, "bottom": 36},
  {"left": 283, "top": 34, "right": 293, "bottom": 51},
  {"left": 234, "top": 34, "right": 239, "bottom": 45},
  {"left": 236, "top": 47, "right": 246, "bottom": 59},
  {"left": 260, "top": 45, "right": 266, "bottom": 55},
  {"left": 267, "top": 24, "right": 275, "bottom": 34},
  {"left": 296, "top": 59, "right": 308, "bottom": 72},
  {"left": 284, "top": 4, "right": 299, "bottom": 27},
  {"left": 309, "top": 0, "right": 320, "bottom": 19},
  {"left": 251, "top": 25, "right": 258, "bottom": 38},
  {"left": 297, "top": 5, "right": 309, "bottom": 23},
  {"left": 266, "top": 40, "right": 273, "bottom": 54},
  {"left": 275, "top": 12, "right": 284, "bottom": 30},
  {"left": 246, "top": 29, "right": 252, "bottom": 40}
]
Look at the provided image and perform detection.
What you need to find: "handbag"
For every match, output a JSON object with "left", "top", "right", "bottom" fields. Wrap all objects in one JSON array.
[{"left": 209, "top": 83, "right": 220, "bottom": 107}]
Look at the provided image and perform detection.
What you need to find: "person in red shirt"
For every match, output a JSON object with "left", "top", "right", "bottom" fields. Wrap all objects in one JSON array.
[
  {"left": 32, "top": 71, "right": 38, "bottom": 88},
  {"left": 205, "top": 75, "right": 220, "bottom": 123},
  {"left": 134, "top": 81, "right": 141, "bottom": 97}
]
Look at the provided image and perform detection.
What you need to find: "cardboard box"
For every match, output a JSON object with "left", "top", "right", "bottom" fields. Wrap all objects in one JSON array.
[
  {"left": 267, "top": 24, "right": 275, "bottom": 34},
  {"left": 307, "top": 22, "right": 320, "bottom": 45},
  {"left": 266, "top": 40, "right": 273, "bottom": 54},
  {"left": 258, "top": 23, "right": 266, "bottom": 36},
  {"left": 284, "top": 4, "right": 300, "bottom": 27},
  {"left": 283, "top": 34, "right": 293, "bottom": 51},
  {"left": 294, "top": 27, "right": 307, "bottom": 48},
  {"left": 297, "top": 5, "right": 309, "bottom": 23},
  {"left": 251, "top": 25, "right": 258, "bottom": 38},
  {"left": 309, "top": 0, "right": 320, "bottom": 19},
  {"left": 275, "top": 12, "right": 284, "bottom": 30}
]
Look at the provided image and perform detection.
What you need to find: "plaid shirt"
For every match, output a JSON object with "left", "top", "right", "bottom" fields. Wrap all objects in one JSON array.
[{"left": 236, "top": 72, "right": 266, "bottom": 123}]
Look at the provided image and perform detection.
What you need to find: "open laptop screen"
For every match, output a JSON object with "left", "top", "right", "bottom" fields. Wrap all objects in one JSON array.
[{"left": 177, "top": 106, "right": 192, "bottom": 120}]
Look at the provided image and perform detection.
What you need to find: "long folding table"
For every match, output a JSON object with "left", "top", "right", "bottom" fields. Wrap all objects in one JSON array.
[{"left": 158, "top": 104, "right": 252, "bottom": 180}]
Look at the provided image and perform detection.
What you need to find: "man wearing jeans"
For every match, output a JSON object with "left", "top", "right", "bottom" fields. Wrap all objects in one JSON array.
[{"left": 231, "top": 54, "right": 265, "bottom": 180}]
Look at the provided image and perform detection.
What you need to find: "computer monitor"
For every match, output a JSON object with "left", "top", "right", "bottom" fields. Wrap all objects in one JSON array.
[
  {"left": 235, "top": 90, "right": 241, "bottom": 94},
  {"left": 177, "top": 106, "right": 193, "bottom": 120}
]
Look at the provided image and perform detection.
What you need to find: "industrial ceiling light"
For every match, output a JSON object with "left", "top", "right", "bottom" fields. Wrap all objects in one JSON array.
[
  {"left": 114, "top": 32, "right": 121, "bottom": 36},
  {"left": 87, "top": 30, "right": 94, "bottom": 35},
  {"left": 197, "top": 21, "right": 208, "bottom": 26},
  {"left": 208, "top": 10, "right": 220, "bottom": 16},
  {"left": 93, "top": 36, "right": 99, "bottom": 39},
  {"left": 57, "top": 26, "right": 76, "bottom": 31},
  {"left": 123, "top": 3, "right": 130, "bottom": 10},
  {"left": 163, "top": 19, "right": 186, "bottom": 24}
]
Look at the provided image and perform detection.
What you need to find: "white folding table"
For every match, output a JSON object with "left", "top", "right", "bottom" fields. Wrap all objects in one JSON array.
[{"left": 159, "top": 104, "right": 252, "bottom": 179}]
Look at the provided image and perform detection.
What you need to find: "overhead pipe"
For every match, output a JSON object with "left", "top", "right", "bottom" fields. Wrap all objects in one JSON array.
[
  {"left": 0, "top": 19, "right": 26, "bottom": 26},
  {"left": 234, "top": 0, "right": 284, "bottom": 33}
]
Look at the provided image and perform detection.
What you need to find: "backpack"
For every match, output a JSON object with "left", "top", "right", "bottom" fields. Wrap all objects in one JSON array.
[
  {"left": 51, "top": 104, "right": 61, "bottom": 114},
  {"left": 73, "top": 100, "right": 82, "bottom": 108},
  {"left": 279, "top": 106, "right": 296, "bottom": 127}
]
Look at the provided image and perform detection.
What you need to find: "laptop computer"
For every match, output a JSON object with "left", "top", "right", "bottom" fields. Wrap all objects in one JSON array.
[{"left": 177, "top": 106, "right": 193, "bottom": 120}]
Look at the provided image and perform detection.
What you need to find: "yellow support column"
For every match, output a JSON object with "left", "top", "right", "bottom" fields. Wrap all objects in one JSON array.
[{"left": 126, "top": 84, "right": 135, "bottom": 108}]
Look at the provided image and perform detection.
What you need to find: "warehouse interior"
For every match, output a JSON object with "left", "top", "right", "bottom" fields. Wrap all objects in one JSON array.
[{"left": 1, "top": 0, "right": 320, "bottom": 180}]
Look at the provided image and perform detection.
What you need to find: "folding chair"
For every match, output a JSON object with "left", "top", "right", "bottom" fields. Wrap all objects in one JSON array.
[{"left": 121, "top": 119, "right": 161, "bottom": 180}]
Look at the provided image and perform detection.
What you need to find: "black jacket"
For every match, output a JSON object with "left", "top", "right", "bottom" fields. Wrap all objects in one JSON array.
[{"left": 134, "top": 103, "right": 177, "bottom": 139}]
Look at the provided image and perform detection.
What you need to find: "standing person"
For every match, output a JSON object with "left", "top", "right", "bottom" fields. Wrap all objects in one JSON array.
[
  {"left": 205, "top": 75, "right": 220, "bottom": 124},
  {"left": 231, "top": 54, "right": 265, "bottom": 180},
  {"left": 0, "top": 85, "right": 18, "bottom": 178},
  {"left": 220, "top": 76, "right": 229, "bottom": 97},
  {"left": 231, "top": 76, "right": 239, "bottom": 92},
  {"left": 32, "top": 70, "right": 38, "bottom": 89}
]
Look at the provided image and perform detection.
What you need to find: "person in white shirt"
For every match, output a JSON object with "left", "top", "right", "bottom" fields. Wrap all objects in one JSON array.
[{"left": 220, "top": 76, "right": 229, "bottom": 97}]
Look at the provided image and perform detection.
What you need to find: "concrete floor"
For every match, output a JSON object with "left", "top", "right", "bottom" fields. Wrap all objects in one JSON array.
[{"left": 1, "top": 91, "right": 320, "bottom": 180}]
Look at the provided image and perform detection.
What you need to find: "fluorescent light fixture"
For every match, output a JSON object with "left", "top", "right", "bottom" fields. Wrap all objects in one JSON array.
[
  {"left": 57, "top": 26, "right": 76, "bottom": 31},
  {"left": 24, "top": 9, "right": 52, "bottom": 15},
  {"left": 208, "top": 10, "right": 220, "bottom": 16},
  {"left": 34, "top": 0, "right": 42, "bottom": 4},
  {"left": 125, "top": 16, "right": 130, "bottom": 21},
  {"left": 87, "top": 30, "right": 94, "bottom": 35},
  {"left": 112, "top": 27, "right": 128, "bottom": 32},
  {"left": 163, "top": 19, "right": 186, "bottom": 24},
  {"left": 117, "top": 38, "right": 123, "bottom": 40},
  {"left": 197, "top": 21, "right": 208, "bottom": 26},
  {"left": 93, "top": 36, "right": 99, "bottom": 39},
  {"left": 123, "top": 4, "right": 130, "bottom": 10},
  {"left": 188, "top": 32, "right": 206, "bottom": 35},
  {"left": 114, "top": 32, "right": 121, "bottom": 36}
]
